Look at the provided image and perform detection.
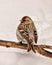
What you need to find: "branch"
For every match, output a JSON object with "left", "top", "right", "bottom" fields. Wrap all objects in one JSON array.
[{"left": 0, "top": 40, "right": 52, "bottom": 58}]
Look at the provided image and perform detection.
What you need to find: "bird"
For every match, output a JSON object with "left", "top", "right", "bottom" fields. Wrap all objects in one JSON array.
[{"left": 16, "top": 16, "right": 38, "bottom": 53}]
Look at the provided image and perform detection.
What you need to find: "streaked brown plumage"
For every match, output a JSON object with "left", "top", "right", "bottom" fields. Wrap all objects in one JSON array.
[{"left": 16, "top": 16, "right": 38, "bottom": 53}]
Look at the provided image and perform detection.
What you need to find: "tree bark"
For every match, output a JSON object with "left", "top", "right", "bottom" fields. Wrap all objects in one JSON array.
[{"left": 0, "top": 40, "right": 52, "bottom": 58}]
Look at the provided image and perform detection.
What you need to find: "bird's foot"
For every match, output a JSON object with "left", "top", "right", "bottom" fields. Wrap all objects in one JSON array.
[{"left": 19, "top": 41, "right": 23, "bottom": 45}]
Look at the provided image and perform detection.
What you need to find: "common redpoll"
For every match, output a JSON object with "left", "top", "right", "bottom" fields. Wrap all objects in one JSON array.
[{"left": 16, "top": 16, "right": 38, "bottom": 53}]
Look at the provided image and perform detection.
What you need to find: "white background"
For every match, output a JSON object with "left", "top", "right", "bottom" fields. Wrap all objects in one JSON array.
[{"left": 0, "top": 0, "right": 52, "bottom": 65}]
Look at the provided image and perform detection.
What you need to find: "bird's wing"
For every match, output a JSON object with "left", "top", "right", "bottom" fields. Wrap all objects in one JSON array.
[
  {"left": 34, "top": 29, "right": 38, "bottom": 43},
  {"left": 18, "top": 25, "right": 29, "bottom": 40},
  {"left": 31, "top": 22, "right": 38, "bottom": 44}
]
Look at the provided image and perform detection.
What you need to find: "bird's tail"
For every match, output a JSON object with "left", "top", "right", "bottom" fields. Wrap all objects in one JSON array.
[
  {"left": 31, "top": 43, "right": 36, "bottom": 53},
  {"left": 27, "top": 42, "right": 36, "bottom": 53},
  {"left": 27, "top": 42, "right": 31, "bottom": 52}
]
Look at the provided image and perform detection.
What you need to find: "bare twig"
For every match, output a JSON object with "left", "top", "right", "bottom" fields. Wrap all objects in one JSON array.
[{"left": 0, "top": 40, "right": 52, "bottom": 58}]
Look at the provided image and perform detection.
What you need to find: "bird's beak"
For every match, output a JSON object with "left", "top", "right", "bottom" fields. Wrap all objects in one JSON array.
[
  {"left": 20, "top": 19, "right": 22, "bottom": 22},
  {"left": 20, "top": 20, "right": 21, "bottom": 21}
]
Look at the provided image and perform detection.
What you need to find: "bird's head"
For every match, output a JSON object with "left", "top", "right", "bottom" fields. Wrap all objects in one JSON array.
[{"left": 20, "top": 16, "right": 33, "bottom": 25}]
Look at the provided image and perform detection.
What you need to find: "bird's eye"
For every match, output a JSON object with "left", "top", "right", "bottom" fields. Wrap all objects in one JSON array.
[{"left": 21, "top": 21, "right": 24, "bottom": 23}]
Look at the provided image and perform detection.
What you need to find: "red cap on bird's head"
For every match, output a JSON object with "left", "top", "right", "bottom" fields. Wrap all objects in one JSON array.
[
  {"left": 22, "top": 16, "right": 30, "bottom": 20},
  {"left": 21, "top": 16, "right": 32, "bottom": 24},
  {"left": 21, "top": 16, "right": 33, "bottom": 24}
]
